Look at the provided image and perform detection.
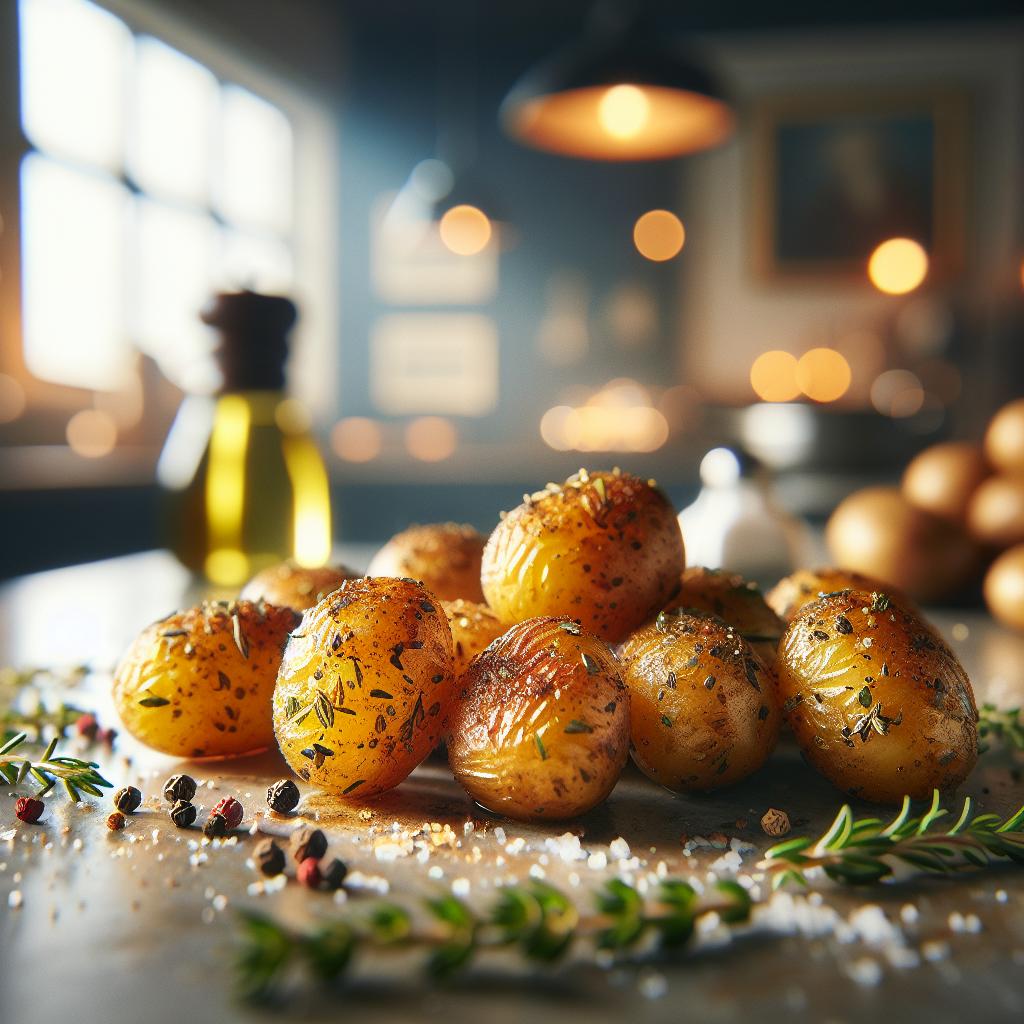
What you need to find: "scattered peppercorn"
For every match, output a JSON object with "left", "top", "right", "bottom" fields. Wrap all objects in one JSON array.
[
  {"left": 322, "top": 857, "right": 348, "bottom": 890},
  {"left": 96, "top": 726, "right": 118, "bottom": 746},
  {"left": 267, "top": 779, "right": 300, "bottom": 814},
  {"left": 297, "top": 858, "right": 322, "bottom": 889},
  {"left": 204, "top": 813, "right": 228, "bottom": 839},
  {"left": 75, "top": 712, "right": 99, "bottom": 740},
  {"left": 211, "top": 796, "right": 243, "bottom": 831},
  {"left": 15, "top": 796, "right": 44, "bottom": 824},
  {"left": 163, "top": 774, "right": 197, "bottom": 804},
  {"left": 290, "top": 826, "right": 327, "bottom": 864},
  {"left": 106, "top": 811, "right": 126, "bottom": 831},
  {"left": 254, "top": 838, "right": 285, "bottom": 877},
  {"left": 113, "top": 786, "right": 142, "bottom": 814},
  {"left": 170, "top": 800, "right": 197, "bottom": 828}
]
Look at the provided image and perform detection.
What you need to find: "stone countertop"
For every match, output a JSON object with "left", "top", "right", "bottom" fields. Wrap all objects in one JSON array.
[{"left": 1, "top": 551, "right": 1023, "bottom": 1024}]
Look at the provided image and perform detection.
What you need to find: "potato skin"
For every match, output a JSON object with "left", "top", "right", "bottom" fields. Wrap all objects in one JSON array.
[
  {"left": 273, "top": 577, "right": 455, "bottom": 798},
  {"left": 240, "top": 562, "right": 361, "bottom": 611},
  {"left": 441, "top": 599, "right": 506, "bottom": 678},
  {"left": 767, "top": 567, "right": 909, "bottom": 623},
  {"left": 113, "top": 601, "right": 300, "bottom": 758},
  {"left": 776, "top": 590, "right": 978, "bottom": 804},
  {"left": 447, "top": 617, "right": 630, "bottom": 821},
  {"left": 366, "top": 523, "right": 486, "bottom": 603},
  {"left": 620, "top": 613, "right": 780, "bottom": 792},
  {"left": 481, "top": 469, "right": 685, "bottom": 643}
]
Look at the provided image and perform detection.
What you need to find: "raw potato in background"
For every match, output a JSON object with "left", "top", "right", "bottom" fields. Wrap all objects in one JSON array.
[
  {"left": 984, "top": 544, "right": 1024, "bottom": 631},
  {"left": 113, "top": 600, "right": 300, "bottom": 758},
  {"left": 966, "top": 475, "right": 1024, "bottom": 549},
  {"left": 901, "top": 441, "right": 989, "bottom": 524},
  {"left": 240, "top": 561, "right": 361, "bottom": 611},
  {"left": 366, "top": 523, "right": 486, "bottom": 603},
  {"left": 984, "top": 397, "right": 1024, "bottom": 474}
]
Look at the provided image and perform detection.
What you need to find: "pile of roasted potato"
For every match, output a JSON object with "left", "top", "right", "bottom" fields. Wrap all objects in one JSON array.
[{"left": 113, "top": 467, "right": 980, "bottom": 821}]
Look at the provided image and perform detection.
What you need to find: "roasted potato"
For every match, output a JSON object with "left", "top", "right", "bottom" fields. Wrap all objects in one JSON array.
[
  {"left": 481, "top": 469, "right": 685, "bottom": 643},
  {"left": 767, "top": 567, "right": 911, "bottom": 623},
  {"left": 661, "top": 567, "right": 783, "bottom": 669},
  {"left": 240, "top": 561, "right": 361, "bottom": 611},
  {"left": 447, "top": 617, "right": 629, "bottom": 821},
  {"left": 901, "top": 442, "right": 989, "bottom": 524},
  {"left": 273, "top": 576, "right": 456, "bottom": 798},
  {"left": 113, "top": 600, "right": 300, "bottom": 758},
  {"left": 966, "top": 474, "right": 1024, "bottom": 549},
  {"left": 366, "top": 523, "right": 486, "bottom": 603},
  {"left": 775, "top": 590, "right": 978, "bottom": 803},
  {"left": 620, "top": 612, "right": 780, "bottom": 792},
  {"left": 984, "top": 397, "right": 1024, "bottom": 474},
  {"left": 441, "top": 599, "right": 506, "bottom": 678}
]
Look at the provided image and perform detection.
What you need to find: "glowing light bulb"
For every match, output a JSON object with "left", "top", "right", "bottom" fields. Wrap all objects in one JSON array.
[
  {"left": 633, "top": 210, "right": 685, "bottom": 261},
  {"left": 598, "top": 84, "right": 649, "bottom": 139},
  {"left": 868, "top": 238, "right": 928, "bottom": 295},
  {"left": 439, "top": 204, "right": 492, "bottom": 256}
]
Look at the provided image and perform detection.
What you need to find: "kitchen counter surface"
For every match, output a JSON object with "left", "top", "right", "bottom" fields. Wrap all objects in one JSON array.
[{"left": 1, "top": 551, "right": 1022, "bottom": 1024}]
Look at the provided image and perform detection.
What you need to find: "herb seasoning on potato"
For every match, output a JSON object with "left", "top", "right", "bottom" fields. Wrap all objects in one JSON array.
[
  {"left": 775, "top": 590, "right": 978, "bottom": 803},
  {"left": 273, "top": 576, "right": 456, "bottom": 798},
  {"left": 447, "top": 616, "right": 630, "bottom": 821},
  {"left": 481, "top": 469, "right": 685, "bottom": 643}
]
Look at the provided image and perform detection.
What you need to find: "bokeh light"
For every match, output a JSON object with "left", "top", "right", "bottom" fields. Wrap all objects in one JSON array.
[
  {"left": 0, "top": 373, "right": 27, "bottom": 423},
  {"left": 750, "top": 350, "right": 800, "bottom": 402},
  {"left": 66, "top": 408, "right": 117, "bottom": 457},
  {"left": 405, "top": 416, "right": 457, "bottom": 461},
  {"left": 633, "top": 210, "right": 685, "bottom": 262},
  {"left": 598, "top": 84, "right": 649, "bottom": 139},
  {"left": 331, "top": 417, "right": 382, "bottom": 462},
  {"left": 796, "top": 347, "right": 851, "bottom": 403},
  {"left": 870, "top": 369, "right": 925, "bottom": 418},
  {"left": 438, "top": 204, "right": 492, "bottom": 256},
  {"left": 868, "top": 238, "right": 928, "bottom": 295},
  {"left": 539, "top": 379, "right": 669, "bottom": 452}
]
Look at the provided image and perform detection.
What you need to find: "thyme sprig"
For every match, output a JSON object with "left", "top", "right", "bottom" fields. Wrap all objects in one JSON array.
[
  {"left": 0, "top": 665, "right": 89, "bottom": 742},
  {"left": 236, "top": 878, "right": 751, "bottom": 1000},
  {"left": 0, "top": 731, "right": 113, "bottom": 802},
  {"left": 978, "top": 703, "right": 1024, "bottom": 753},
  {"left": 763, "top": 790, "right": 1024, "bottom": 888}
]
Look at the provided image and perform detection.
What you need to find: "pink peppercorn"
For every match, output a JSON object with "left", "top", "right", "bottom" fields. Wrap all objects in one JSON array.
[
  {"left": 297, "top": 857, "right": 322, "bottom": 889},
  {"left": 75, "top": 713, "right": 99, "bottom": 740},
  {"left": 15, "top": 797, "right": 44, "bottom": 824},
  {"left": 211, "top": 796, "right": 243, "bottom": 831}
]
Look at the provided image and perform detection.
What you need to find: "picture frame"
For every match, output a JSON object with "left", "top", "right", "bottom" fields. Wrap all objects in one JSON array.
[{"left": 750, "top": 90, "right": 968, "bottom": 283}]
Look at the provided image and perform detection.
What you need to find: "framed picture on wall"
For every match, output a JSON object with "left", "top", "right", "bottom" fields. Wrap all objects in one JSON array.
[{"left": 750, "top": 90, "right": 968, "bottom": 282}]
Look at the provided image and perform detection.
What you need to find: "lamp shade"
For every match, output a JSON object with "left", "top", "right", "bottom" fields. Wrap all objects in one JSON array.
[{"left": 501, "top": 20, "right": 733, "bottom": 161}]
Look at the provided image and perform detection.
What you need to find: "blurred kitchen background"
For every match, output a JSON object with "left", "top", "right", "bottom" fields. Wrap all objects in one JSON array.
[{"left": 0, "top": 0, "right": 1022, "bottom": 581}]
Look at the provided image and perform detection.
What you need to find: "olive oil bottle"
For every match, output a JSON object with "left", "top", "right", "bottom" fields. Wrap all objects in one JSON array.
[{"left": 158, "top": 291, "right": 332, "bottom": 585}]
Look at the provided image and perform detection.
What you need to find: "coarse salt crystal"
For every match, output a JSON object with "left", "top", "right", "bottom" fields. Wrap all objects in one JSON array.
[
  {"left": 428, "top": 865, "right": 444, "bottom": 880},
  {"left": 8, "top": 890, "right": 22, "bottom": 909},
  {"left": 452, "top": 878, "right": 471, "bottom": 897},
  {"left": 609, "top": 837, "right": 631, "bottom": 860},
  {"left": 900, "top": 903, "right": 919, "bottom": 925},
  {"left": 494, "top": 827, "right": 506, "bottom": 845},
  {"left": 587, "top": 851, "right": 607, "bottom": 871}
]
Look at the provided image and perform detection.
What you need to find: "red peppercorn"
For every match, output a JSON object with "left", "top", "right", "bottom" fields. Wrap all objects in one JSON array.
[
  {"left": 211, "top": 796, "right": 243, "bottom": 831},
  {"left": 297, "top": 857, "right": 322, "bottom": 889},
  {"left": 75, "top": 713, "right": 99, "bottom": 740},
  {"left": 96, "top": 727, "right": 118, "bottom": 746},
  {"left": 15, "top": 796, "right": 44, "bottom": 824}
]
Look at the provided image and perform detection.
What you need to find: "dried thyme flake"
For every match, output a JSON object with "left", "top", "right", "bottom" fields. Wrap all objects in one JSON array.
[
  {"left": 161, "top": 629, "right": 189, "bottom": 639},
  {"left": 313, "top": 690, "right": 335, "bottom": 729},
  {"left": 581, "top": 652, "right": 600, "bottom": 675},
  {"left": 369, "top": 689, "right": 394, "bottom": 700},
  {"left": 870, "top": 592, "right": 891, "bottom": 613},
  {"left": 138, "top": 693, "right": 170, "bottom": 708},
  {"left": 558, "top": 621, "right": 581, "bottom": 635},
  {"left": 661, "top": 715, "right": 673, "bottom": 728},
  {"left": 858, "top": 686, "right": 872, "bottom": 708},
  {"left": 564, "top": 719, "right": 594, "bottom": 734},
  {"left": 342, "top": 779, "right": 365, "bottom": 795},
  {"left": 835, "top": 615, "right": 853, "bottom": 635},
  {"left": 231, "top": 613, "right": 249, "bottom": 659},
  {"left": 535, "top": 733, "right": 548, "bottom": 760}
]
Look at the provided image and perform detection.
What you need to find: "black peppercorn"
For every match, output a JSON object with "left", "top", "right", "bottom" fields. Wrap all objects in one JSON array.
[
  {"left": 113, "top": 786, "right": 142, "bottom": 814},
  {"left": 254, "top": 838, "right": 285, "bottom": 877},
  {"left": 322, "top": 857, "right": 348, "bottom": 890},
  {"left": 170, "top": 800, "right": 196, "bottom": 828},
  {"left": 163, "top": 773, "right": 197, "bottom": 804},
  {"left": 267, "top": 779, "right": 300, "bottom": 814},
  {"left": 289, "top": 826, "right": 327, "bottom": 863},
  {"left": 204, "top": 813, "right": 228, "bottom": 839}
]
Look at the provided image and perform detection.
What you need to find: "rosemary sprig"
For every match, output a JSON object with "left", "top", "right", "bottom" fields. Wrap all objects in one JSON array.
[
  {"left": 978, "top": 703, "right": 1024, "bottom": 753},
  {"left": 236, "top": 878, "right": 751, "bottom": 1000},
  {"left": 0, "top": 731, "right": 113, "bottom": 802},
  {"left": 763, "top": 790, "right": 1024, "bottom": 888}
]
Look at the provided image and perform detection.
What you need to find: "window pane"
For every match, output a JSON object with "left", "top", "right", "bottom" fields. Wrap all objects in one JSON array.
[
  {"left": 217, "top": 85, "right": 292, "bottom": 233},
  {"left": 220, "top": 230, "right": 294, "bottom": 294},
  {"left": 19, "top": 0, "right": 131, "bottom": 172},
  {"left": 135, "top": 199, "right": 220, "bottom": 393},
  {"left": 129, "top": 37, "right": 218, "bottom": 205},
  {"left": 21, "top": 154, "right": 131, "bottom": 390}
]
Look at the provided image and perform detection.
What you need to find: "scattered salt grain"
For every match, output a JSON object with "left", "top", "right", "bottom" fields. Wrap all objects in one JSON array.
[
  {"left": 493, "top": 827, "right": 506, "bottom": 845},
  {"left": 8, "top": 890, "right": 22, "bottom": 909},
  {"left": 546, "top": 833, "right": 585, "bottom": 862},
  {"left": 845, "top": 956, "right": 883, "bottom": 987},
  {"left": 900, "top": 903, "right": 919, "bottom": 925},
  {"left": 428, "top": 865, "right": 444, "bottom": 880},
  {"left": 452, "top": 877, "right": 470, "bottom": 897},
  {"left": 638, "top": 971, "right": 668, "bottom": 1000},
  {"left": 609, "top": 837, "right": 631, "bottom": 860}
]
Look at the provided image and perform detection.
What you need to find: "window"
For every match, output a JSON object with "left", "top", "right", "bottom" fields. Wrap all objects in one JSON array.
[{"left": 17, "top": 0, "right": 296, "bottom": 397}]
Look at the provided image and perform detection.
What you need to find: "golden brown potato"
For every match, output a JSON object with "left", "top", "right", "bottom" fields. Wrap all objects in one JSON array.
[
  {"left": 273, "top": 576, "right": 455, "bottom": 798},
  {"left": 620, "top": 612, "right": 780, "bottom": 792},
  {"left": 441, "top": 599, "right": 506, "bottom": 677},
  {"left": 984, "top": 544, "right": 1024, "bottom": 631},
  {"left": 776, "top": 590, "right": 978, "bottom": 803},
  {"left": 447, "top": 617, "right": 629, "bottom": 821},
  {"left": 481, "top": 469, "right": 685, "bottom": 643},
  {"left": 767, "top": 567, "right": 911, "bottom": 623},
  {"left": 966, "top": 474, "right": 1024, "bottom": 549},
  {"left": 366, "top": 523, "right": 486, "bottom": 603},
  {"left": 825, "top": 486, "right": 978, "bottom": 601},
  {"left": 984, "top": 398, "right": 1024, "bottom": 474},
  {"left": 661, "top": 567, "right": 783, "bottom": 669},
  {"left": 901, "top": 442, "right": 989, "bottom": 524},
  {"left": 240, "top": 561, "right": 361, "bottom": 611},
  {"left": 113, "top": 600, "right": 300, "bottom": 758}
]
